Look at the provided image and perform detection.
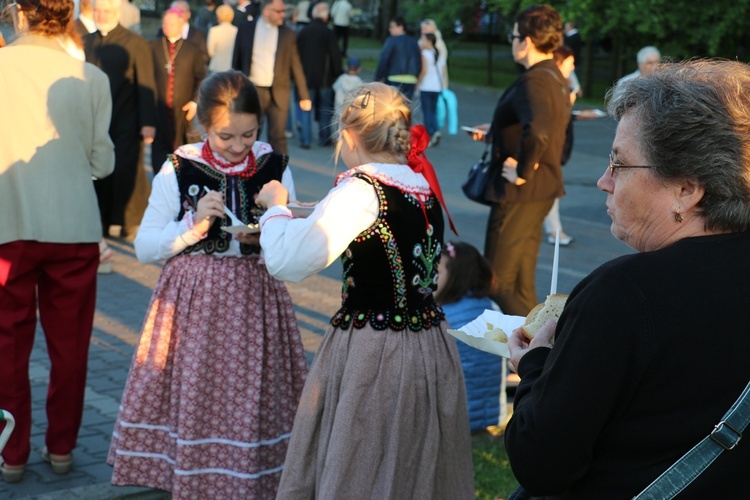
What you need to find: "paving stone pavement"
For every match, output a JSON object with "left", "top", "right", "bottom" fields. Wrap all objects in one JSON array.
[{"left": 0, "top": 237, "right": 340, "bottom": 499}]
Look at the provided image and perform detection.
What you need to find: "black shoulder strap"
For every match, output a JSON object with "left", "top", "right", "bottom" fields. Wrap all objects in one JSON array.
[{"left": 539, "top": 67, "right": 569, "bottom": 99}]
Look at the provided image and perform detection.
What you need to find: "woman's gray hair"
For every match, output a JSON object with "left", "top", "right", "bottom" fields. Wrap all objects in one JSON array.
[{"left": 606, "top": 59, "right": 750, "bottom": 233}]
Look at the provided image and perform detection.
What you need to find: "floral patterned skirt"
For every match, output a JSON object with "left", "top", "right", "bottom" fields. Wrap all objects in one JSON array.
[{"left": 107, "top": 253, "right": 308, "bottom": 499}]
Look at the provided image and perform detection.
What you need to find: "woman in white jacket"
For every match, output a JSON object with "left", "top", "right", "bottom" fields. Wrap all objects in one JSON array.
[{"left": 0, "top": 0, "right": 114, "bottom": 482}]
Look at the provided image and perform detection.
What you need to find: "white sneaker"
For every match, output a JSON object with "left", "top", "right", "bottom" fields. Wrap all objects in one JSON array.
[
  {"left": 428, "top": 131, "right": 442, "bottom": 147},
  {"left": 547, "top": 233, "right": 574, "bottom": 246}
]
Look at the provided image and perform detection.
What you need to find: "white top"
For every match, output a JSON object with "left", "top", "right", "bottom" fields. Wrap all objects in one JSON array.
[
  {"left": 135, "top": 141, "right": 296, "bottom": 263},
  {"left": 617, "top": 70, "right": 641, "bottom": 86},
  {"left": 418, "top": 49, "right": 446, "bottom": 92},
  {"left": 207, "top": 22, "right": 239, "bottom": 72},
  {"left": 250, "top": 18, "right": 278, "bottom": 87},
  {"left": 296, "top": 1, "right": 311, "bottom": 23},
  {"left": 78, "top": 14, "right": 97, "bottom": 34},
  {"left": 332, "top": 73, "right": 364, "bottom": 110},
  {"left": 330, "top": 0, "right": 353, "bottom": 27},
  {"left": 119, "top": 0, "right": 141, "bottom": 35},
  {"left": 259, "top": 163, "right": 432, "bottom": 283}
]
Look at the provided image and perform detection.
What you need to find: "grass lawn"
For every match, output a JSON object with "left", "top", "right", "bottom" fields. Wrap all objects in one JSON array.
[{"left": 472, "top": 427, "right": 520, "bottom": 500}]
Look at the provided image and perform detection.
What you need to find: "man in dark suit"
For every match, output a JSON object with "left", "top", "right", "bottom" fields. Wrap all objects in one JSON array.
[
  {"left": 232, "top": 0, "right": 311, "bottom": 154},
  {"left": 158, "top": 0, "right": 210, "bottom": 68},
  {"left": 74, "top": 0, "right": 97, "bottom": 37},
  {"left": 85, "top": 0, "right": 158, "bottom": 238},
  {"left": 563, "top": 21, "right": 582, "bottom": 64},
  {"left": 297, "top": 2, "right": 342, "bottom": 147},
  {"left": 150, "top": 8, "right": 207, "bottom": 171},
  {"left": 232, "top": 0, "right": 262, "bottom": 26}
]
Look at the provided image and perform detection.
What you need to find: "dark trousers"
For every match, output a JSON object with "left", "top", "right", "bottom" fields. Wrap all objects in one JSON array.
[
  {"left": 95, "top": 129, "right": 141, "bottom": 228},
  {"left": 334, "top": 24, "right": 350, "bottom": 56},
  {"left": 386, "top": 80, "right": 416, "bottom": 100},
  {"left": 0, "top": 241, "right": 98, "bottom": 465},
  {"left": 256, "top": 86, "right": 289, "bottom": 154},
  {"left": 484, "top": 198, "right": 554, "bottom": 316},
  {"left": 420, "top": 91, "right": 440, "bottom": 136}
]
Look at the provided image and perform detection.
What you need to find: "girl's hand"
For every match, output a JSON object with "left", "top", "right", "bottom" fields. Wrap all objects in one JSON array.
[
  {"left": 256, "top": 180, "right": 289, "bottom": 209},
  {"left": 194, "top": 190, "right": 225, "bottom": 235},
  {"left": 507, "top": 319, "right": 556, "bottom": 373}
]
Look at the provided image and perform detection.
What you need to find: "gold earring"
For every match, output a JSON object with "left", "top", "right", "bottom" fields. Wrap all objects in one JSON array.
[{"left": 674, "top": 211, "right": 683, "bottom": 223}]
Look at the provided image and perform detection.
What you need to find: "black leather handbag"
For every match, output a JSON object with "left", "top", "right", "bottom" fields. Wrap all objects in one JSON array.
[{"left": 462, "top": 145, "right": 502, "bottom": 206}]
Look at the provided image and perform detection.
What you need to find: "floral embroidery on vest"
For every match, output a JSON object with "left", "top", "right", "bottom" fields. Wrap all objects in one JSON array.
[{"left": 331, "top": 174, "right": 445, "bottom": 332}]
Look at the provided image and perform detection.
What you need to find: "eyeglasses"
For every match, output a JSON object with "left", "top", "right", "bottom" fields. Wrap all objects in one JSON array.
[
  {"left": 507, "top": 31, "right": 524, "bottom": 44},
  {"left": 608, "top": 152, "right": 651, "bottom": 176}
]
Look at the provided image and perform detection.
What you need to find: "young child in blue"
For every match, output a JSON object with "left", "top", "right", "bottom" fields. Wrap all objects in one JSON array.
[{"left": 435, "top": 240, "right": 508, "bottom": 431}]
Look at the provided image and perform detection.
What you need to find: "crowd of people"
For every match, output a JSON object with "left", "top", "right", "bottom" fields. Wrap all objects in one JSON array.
[{"left": 2, "top": 0, "right": 750, "bottom": 498}]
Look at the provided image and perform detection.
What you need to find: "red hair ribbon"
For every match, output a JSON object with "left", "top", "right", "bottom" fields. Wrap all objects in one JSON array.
[{"left": 406, "top": 125, "right": 458, "bottom": 235}]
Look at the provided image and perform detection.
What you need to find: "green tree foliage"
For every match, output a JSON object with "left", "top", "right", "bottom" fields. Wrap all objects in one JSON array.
[
  {"left": 491, "top": 0, "right": 750, "bottom": 60},
  {"left": 401, "top": 0, "right": 484, "bottom": 41}
]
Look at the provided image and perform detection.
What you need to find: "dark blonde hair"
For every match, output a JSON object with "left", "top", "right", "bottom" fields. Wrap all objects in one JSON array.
[
  {"left": 336, "top": 82, "right": 412, "bottom": 162},
  {"left": 15, "top": 0, "right": 73, "bottom": 37},
  {"left": 215, "top": 3, "right": 234, "bottom": 23},
  {"left": 434, "top": 241, "right": 495, "bottom": 305}
]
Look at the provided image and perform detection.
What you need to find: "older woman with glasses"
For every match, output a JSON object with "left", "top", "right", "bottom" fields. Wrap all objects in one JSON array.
[
  {"left": 471, "top": 4, "right": 571, "bottom": 317},
  {"left": 505, "top": 59, "right": 750, "bottom": 498},
  {"left": 0, "top": 0, "right": 114, "bottom": 483}
]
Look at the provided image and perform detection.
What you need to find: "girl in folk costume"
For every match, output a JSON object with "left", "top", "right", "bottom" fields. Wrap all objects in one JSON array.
[
  {"left": 257, "top": 82, "right": 474, "bottom": 499},
  {"left": 107, "top": 71, "right": 308, "bottom": 499}
]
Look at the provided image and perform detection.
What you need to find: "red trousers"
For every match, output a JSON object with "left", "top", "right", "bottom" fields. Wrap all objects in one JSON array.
[{"left": 0, "top": 240, "right": 98, "bottom": 465}]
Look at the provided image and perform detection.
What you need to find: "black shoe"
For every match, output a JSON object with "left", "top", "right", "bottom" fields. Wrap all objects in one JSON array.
[{"left": 300, "top": 143, "right": 311, "bottom": 149}]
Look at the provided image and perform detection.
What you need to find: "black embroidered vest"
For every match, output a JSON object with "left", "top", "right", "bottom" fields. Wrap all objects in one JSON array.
[
  {"left": 172, "top": 152, "right": 287, "bottom": 255},
  {"left": 331, "top": 174, "right": 446, "bottom": 332}
]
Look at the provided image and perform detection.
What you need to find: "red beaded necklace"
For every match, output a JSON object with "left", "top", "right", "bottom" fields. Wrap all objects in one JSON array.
[{"left": 201, "top": 141, "right": 258, "bottom": 179}]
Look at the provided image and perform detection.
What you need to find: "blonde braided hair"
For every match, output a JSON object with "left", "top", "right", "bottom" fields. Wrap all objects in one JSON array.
[{"left": 336, "top": 82, "right": 413, "bottom": 164}]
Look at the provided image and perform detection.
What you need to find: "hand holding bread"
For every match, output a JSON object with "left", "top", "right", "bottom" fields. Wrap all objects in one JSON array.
[
  {"left": 508, "top": 294, "right": 568, "bottom": 373},
  {"left": 520, "top": 294, "right": 567, "bottom": 340}
]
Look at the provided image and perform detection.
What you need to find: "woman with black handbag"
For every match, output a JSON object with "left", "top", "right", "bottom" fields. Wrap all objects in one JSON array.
[{"left": 470, "top": 4, "right": 571, "bottom": 316}]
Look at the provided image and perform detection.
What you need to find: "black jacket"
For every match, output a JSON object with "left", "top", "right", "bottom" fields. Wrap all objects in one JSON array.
[
  {"left": 231, "top": 21, "right": 310, "bottom": 104},
  {"left": 297, "top": 18, "right": 343, "bottom": 88}
]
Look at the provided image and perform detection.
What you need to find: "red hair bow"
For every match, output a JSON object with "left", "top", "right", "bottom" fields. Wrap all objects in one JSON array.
[{"left": 406, "top": 125, "right": 458, "bottom": 235}]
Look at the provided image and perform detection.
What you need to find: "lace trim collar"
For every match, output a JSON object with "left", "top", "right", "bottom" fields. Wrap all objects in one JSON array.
[{"left": 336, "top": 163, "right": 432, "bottom": 195}]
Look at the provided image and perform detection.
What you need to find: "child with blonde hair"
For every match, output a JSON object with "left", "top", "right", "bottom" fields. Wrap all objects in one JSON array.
[{"left": 256, "top": 82, "right": 474, "bottom": 499}]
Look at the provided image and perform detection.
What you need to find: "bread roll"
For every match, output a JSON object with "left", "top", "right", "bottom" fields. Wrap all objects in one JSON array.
[{"left": 520, "top": 294, "right": 568, "bottom": 340}]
